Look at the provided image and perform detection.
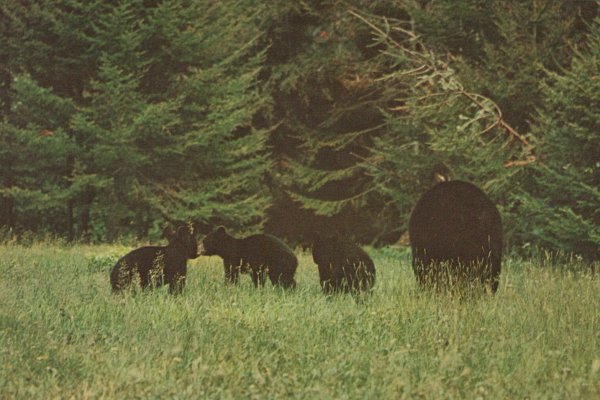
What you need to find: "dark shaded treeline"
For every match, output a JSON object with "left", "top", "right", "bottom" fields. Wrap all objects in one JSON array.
[{"left": 1, "top": 1, "right": 599, "bottom": 260}]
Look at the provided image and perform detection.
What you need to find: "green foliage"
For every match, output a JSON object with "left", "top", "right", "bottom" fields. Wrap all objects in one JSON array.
[
  {"left": 259, "top": 1, "right": 406, "bottom": 243},
  {"left": 2, "top": 0, "right": 272, "bottom": 239},
  {"left": 0, "top": 75, "right": 76, "bottom": 233},
  {"left": 394, "top": 0, "right": 597, "bottom": 256},
  {"left": 514, "top": 16, "right": 600, "bottom": 259},
  {"left": 346, "top": 12, "right": 529, "bottom": 243},
  {"left": 409, "top": 0, "right": 597, "bottom": 132},
  {"left": 0, "top": 0, "right": 598, "bottom": 258}
]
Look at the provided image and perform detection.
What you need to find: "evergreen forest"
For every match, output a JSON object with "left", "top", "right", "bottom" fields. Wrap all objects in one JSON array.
[{"left": 1, "top": 0, "right": 599, "bottom": 261}]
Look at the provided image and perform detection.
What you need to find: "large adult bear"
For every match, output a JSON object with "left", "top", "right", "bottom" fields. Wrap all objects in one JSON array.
[
  {"left": 408, "top": 180, "right": 502, "bottom": 293},
  {"left": 200, "top": 226, "right": 297, "bottom": 288},
  {"left": 312, "top": 234, "right": 376, "bottom": 294},
  {"left": 110, "top": 223, "right": 199, "bottom": 294}
]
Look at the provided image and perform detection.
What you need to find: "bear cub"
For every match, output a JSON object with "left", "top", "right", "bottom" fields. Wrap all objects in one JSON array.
[
  {"left": 312, "top": 234, "right": 376, "bottom": 294},
  {"left": 201, "top": 226, "right": 297, "bottom": 288},
  {"left": 110, "top": 223, "right": 198, "bottom": 294}
]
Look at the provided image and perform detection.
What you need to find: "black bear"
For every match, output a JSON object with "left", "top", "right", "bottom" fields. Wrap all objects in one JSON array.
[
  {"left": 312, "top": 234, "right": 376, "bottom": 294},
  {"left": 408, "top": 180, "right": 502, "bottom": 293},
  {"left": 110, "top": 223, "right": 199, "bottom": 294},
  {"left": 200, "top": 226, "right": 297, "bottom": 288}
]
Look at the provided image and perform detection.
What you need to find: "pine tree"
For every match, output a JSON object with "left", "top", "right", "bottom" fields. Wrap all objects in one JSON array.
[
  {"left": 2, "top": 0, "right": 272, "bottom": 239},
  {"left": 515, "top": 17, "right": 600, "bottom": 259},
  {"left": 0, "top": 75, "right": 76, "bottom": 235},
  {"left": 409, "top": 0, "right": 598, "bottom": 133},
  {"left": 258, "top": 1, "right": 407, "bottom": 244},
  {"left": 69, "top": 0, "right": 272, "bottom": 238},
  {"left": 350, "top": 10, "right": 533, "bottom": 243},
  {"left": 1, "top": 0, "right": 106, "bottom": 239}
]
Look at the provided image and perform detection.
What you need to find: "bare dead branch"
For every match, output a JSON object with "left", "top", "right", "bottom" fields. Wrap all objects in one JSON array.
[
  {"left": 349, "top": 9, "right": 537, "bottom": 169},
  {"left": 504, "top": 155, "right": 537, "bottom": 168}
]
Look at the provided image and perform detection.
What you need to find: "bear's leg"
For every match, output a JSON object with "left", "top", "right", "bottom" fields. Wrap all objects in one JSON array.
[
  {"left": 139, "top": 267, "right": 152, "bottom": 289},
  {"left": 270, "top": 267, "right": 295, "bottom": 289},
  {"left": 321, "top": 279, "right": 333, "bottom": 293},
  {"left": 224, "top": 261, "right": 239, "bottom": 284},
  {"left": 486, "top": 262, "right": 500, "bottom": 293},
  {"left": 331, "top": 264, "right": 347, "bottom": 293},
  {"left": 267, "top": 267, "right": 282, "bottom": 287},
  {"left": 347, "top": 265, "right": 361, "bottom": 293},
  {"left": 169, "top": 274, "right": 186, "bottom": 295},
  {"left": 258, "top": 267, "right": 266, "bottom": 287},
  {"left": 318, "top": 264, "right": 333, "bottom": 293},
  {"left": 110, "top": 263, "right": 124, "bottom": 292},
  {"left": 251, "top": 269, "right": 260, "bottom": 287},
  {"left": 166, "top": 263, "right": 187, "bottom": 294}
]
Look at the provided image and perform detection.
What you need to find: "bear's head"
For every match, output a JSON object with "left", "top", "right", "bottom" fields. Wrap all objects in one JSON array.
[
  {"left": 165, "top": 223, "right": 199, "bottom": 259},
  {"left": 200, "top": 226, "right": 229, "bottom": 256},
  {"left": 311, "top": 232, "right": 339, "bottom": 266}
]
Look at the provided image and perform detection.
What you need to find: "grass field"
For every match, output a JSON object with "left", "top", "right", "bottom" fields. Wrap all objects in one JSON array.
[{"left": 0, "top": 242, "right": 599, "bottom": 399}]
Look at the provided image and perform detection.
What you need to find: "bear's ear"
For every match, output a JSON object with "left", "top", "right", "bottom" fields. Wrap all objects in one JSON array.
[
  {"left": 432, "top": 163, "right": 452, "bottom": 183},
  {"left": 176, "top": 225, "right": 192, "bottom": 239},
  {"left": 163, "top": 225, "right": 176, "bottom": 240},
  {"left": 216, "top": 226, "right": 226, "bottom": 234}
]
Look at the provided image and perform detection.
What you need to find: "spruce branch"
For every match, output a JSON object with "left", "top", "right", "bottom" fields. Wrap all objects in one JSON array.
[{"left": 349, "top": 9, "right": 536, "bottom": 169}]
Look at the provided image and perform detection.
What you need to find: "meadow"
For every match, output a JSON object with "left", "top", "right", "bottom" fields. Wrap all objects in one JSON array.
[{"left": 0, "top": 242, "right": 598, "bottom": 399}]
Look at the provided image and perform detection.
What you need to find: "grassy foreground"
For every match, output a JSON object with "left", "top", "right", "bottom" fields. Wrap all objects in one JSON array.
[{"left": 0, "top": 243, "right": 598, "bottom": 399}]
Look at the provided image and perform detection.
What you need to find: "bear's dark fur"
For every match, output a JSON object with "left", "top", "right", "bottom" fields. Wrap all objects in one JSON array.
[
  {"left": 200, "top": 226, "right": 297, "bottom": 288},
  {"left": 110, "top": 223, "right": 198, "bottom": 294},
  {"left": 312, "top": 234, "right": 376, "bottom": 294},
  {"left": 409, "top": 180, "right": 502, "bottom": 293}
]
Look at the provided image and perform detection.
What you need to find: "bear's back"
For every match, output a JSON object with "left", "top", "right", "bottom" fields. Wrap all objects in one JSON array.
[
  {"left": 240, "top": 234, "right": 297, "bottom": 265},
  {"left": 409, "top": 180, "right": 502, "bottom": 263},
  {"left": 314, "top": 238, "right": 373, "bottom": 269},
  {"left": 117, "top": 246, "right": 164, "bottom": 268}
]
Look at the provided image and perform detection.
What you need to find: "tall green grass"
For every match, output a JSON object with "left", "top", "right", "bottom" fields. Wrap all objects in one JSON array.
[{"left": 1, "top": 243, "right": 598, "bottom": 399}]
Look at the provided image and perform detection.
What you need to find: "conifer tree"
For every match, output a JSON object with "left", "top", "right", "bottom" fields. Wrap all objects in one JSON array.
[
  {"left": 1, "top": 0, "right": 598, "bottom": 251},
  {"left": 0, "top": 75, "right": 76, "bottom": 234},
  {"left": 69, "top": 0, "right": 272, "bottom": 238},
  {"left": 409, "top": 0, "right": 597, "bottom": 133},
  {"left": 2, "top": 0, "right": 272, "bottom": 239},
  {"left": 355, "top": 11, "right": 531, "bottom": 243},
  {"left": 259, "top": 1, "right": 407, "bottom": 243},
  {"left": 515, "top": 17, "right": 600, "bottom": 259}
]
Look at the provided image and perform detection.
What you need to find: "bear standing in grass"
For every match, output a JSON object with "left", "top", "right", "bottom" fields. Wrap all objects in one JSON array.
[
  {"left": 409, "top": 180, "right": 502, "bottom": 293},
  {"left": 200, "top": 226, "right": 297, "bottom": 288},
  {"left": 312, "top": 234, "right": 376, "bottom": 294},
  {"left": 110, "top": 223, "right": 198, "bottom": 294}
]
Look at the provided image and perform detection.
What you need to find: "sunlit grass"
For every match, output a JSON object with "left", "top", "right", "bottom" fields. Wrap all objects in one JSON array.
[{"left": 1, "top": 243, "right": 598, "bottom": 399}]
